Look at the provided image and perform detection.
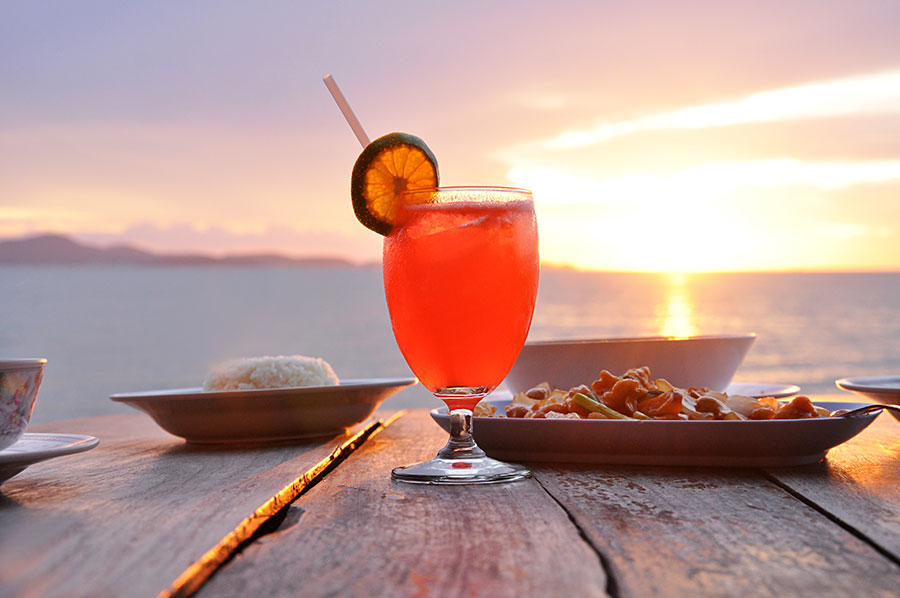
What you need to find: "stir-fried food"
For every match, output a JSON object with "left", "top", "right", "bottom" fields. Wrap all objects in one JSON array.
[{"left": 483, "top": 367, "right": 832, "bottom": 420}]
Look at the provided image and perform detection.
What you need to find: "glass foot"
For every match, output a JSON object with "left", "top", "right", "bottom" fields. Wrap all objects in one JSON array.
[{"left": 391, "top": 455, "right": 531, "bottom": 485}]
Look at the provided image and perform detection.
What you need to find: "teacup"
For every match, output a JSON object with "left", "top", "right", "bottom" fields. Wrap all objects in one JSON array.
[{"left": 0, "top": 359, "right": 47, "bottom": 451}]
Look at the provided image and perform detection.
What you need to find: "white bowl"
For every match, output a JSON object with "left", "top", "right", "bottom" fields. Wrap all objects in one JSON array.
[
  {"left": 0, "top": 359, "right": 47, "bottom": 451},
  {"left": 505, "top": 334, "right": 755, "bottom": 394}
]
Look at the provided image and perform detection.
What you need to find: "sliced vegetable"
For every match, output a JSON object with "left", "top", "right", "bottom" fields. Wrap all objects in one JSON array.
[{"left": 572, "top": 392, "right": 633, "bottom": 420}]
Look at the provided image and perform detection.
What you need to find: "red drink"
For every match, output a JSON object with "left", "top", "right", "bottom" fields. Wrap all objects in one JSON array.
[{"left": 383, "top": 191, "right": 539, "bottom": 411}]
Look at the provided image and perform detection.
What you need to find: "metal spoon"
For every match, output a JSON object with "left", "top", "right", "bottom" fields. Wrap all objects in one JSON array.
[{"left": 831, "top": 404, "right": 900, "bottom": 418}]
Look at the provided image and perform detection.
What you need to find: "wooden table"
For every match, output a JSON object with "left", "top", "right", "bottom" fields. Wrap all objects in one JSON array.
[{"left": 2, "top": 402, "right": 900, "bottom": 598}]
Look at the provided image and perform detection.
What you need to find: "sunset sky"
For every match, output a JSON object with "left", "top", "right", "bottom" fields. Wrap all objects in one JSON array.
[{"left": 2, "top": 1, "right": 899, "bottom": 272}]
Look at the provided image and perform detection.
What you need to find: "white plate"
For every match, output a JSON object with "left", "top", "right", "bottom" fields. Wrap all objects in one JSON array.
[
  {"left": 430, "top": 400, "right": 877, "bottom": 467},
  {"left": 725, "top": 382, "right": 800, "bottom": 399},
  {"left": 110, "top": 378, "right": 416, "bottom": 443},
  {"left": 0, "top": 433, "right": 99, "bottom": 484},
  {"left": 836, "top": 376, "right": 900, "bottom": 422}
]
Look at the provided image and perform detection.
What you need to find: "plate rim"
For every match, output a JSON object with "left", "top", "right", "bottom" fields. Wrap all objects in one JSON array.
[
  {"left": 431, "top": 399, "right": 872, "bottom": 424},
  {"left": 109, "top": 377, "right": 417, "bottom": 403},
  {"left": 0, "top": 432, "right": 99, "bottom": 464},
  {"left": 836, "top": 376, "right": 900, "bottom": 395}
]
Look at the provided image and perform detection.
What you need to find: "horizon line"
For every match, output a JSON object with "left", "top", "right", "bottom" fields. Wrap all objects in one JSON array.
[{"left": 3, "top": 232, "right": 899, "bottom": 275}]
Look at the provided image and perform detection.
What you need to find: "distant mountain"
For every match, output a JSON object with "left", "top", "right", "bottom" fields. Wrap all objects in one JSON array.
[{"left": 0, "top": 234, "right": 360, "bottom": 267}]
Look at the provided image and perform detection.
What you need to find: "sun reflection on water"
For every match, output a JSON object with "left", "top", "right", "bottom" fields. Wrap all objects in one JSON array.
[{"left": 657, "top": 273, "right": 698, "bottom": 338}]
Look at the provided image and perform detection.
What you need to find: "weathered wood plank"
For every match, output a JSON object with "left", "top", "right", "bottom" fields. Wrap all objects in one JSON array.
[
  {"left": 764, "top": 413, "right": 900, "bottom": 557},
  {"left": 533, "top": 459, "right": 900, "bottom": 598},
  {"left": 0, "top": 413, "right": 387, "bottom": 598},
  {"left": 199, "top": 410, "right": 611, "bottom": 598}
]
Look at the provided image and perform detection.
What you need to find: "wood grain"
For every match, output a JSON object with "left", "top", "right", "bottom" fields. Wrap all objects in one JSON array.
[
  {"left": 199, "top": 410, "right": 612, "bottom": 598},
  {"left": 533, "top": 461, "right": 900, "bottom": 598},
  {"left": 764, "top": 413, "right": 900, "bottom": 558},
  {"left": 6, "top": 406, "right": 900, "bottom": 598},
  {"left": 0, "top": 414, "right": 386, "bottom": 598}
]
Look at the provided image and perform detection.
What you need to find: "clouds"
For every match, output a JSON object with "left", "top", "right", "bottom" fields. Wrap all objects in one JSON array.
[
  {"left": 503, "top": 67, "right": 900, "bottom": 271},
  {"left": 511, "top": 159, "right": 900, "bottom": 208},
  {"left": 535, "top": 70, "right": 900, "bottom": 150}
]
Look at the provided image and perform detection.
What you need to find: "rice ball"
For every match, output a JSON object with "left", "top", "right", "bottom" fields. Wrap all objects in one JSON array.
[{"left": 203, "top": 355, "right": 339, "bottom": 391}]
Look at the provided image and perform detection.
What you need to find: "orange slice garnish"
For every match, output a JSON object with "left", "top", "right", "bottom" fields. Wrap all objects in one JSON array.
[{"left": 350, "top": 132, "right": 439, "bottom": 235}]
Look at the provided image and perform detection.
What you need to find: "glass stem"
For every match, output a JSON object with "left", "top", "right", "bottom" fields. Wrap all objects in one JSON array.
[{"left": 437, "top": 409, "right": 486, "bottom": 460}]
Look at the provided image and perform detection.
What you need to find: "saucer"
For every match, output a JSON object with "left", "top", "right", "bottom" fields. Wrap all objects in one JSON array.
[{"left": 0, "top": 433, "right": 99, "bottom": 484}]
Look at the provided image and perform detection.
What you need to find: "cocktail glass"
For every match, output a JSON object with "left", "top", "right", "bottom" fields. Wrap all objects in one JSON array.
[{"left": 383, "top": 187, "right": 539, "bottom": 484}]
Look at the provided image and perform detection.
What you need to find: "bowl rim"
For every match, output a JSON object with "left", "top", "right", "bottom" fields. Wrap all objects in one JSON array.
[
  {"left": 523, "top": 333, "right": 756, "bottom": 347},
  {"left": 0, "top": 358, "right": 47, "bottom": 370}
]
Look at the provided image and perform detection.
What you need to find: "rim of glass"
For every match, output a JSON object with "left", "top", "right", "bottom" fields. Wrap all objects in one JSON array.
[
  {"left": 398, "top": 186, "right": 533, "bottom": 203},
  {"left": 401, "top": 185, "right": 531, "bottom": 193},
  {"left": 0, "top": 358, "right": 47, "bottom": 370}
]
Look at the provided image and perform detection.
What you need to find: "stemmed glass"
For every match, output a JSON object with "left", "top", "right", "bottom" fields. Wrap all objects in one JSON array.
[{"left": 383, "top": 187, "right": 539, "bottom": 484}]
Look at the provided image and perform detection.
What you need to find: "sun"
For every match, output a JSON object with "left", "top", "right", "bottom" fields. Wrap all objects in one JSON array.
[{"left": 509, "top": 166, "right": 756, "bottom": 273}]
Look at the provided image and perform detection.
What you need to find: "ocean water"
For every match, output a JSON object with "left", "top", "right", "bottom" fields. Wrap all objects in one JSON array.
[{"left": 2, "top": 266, "right": 898, "bottom": 424}]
